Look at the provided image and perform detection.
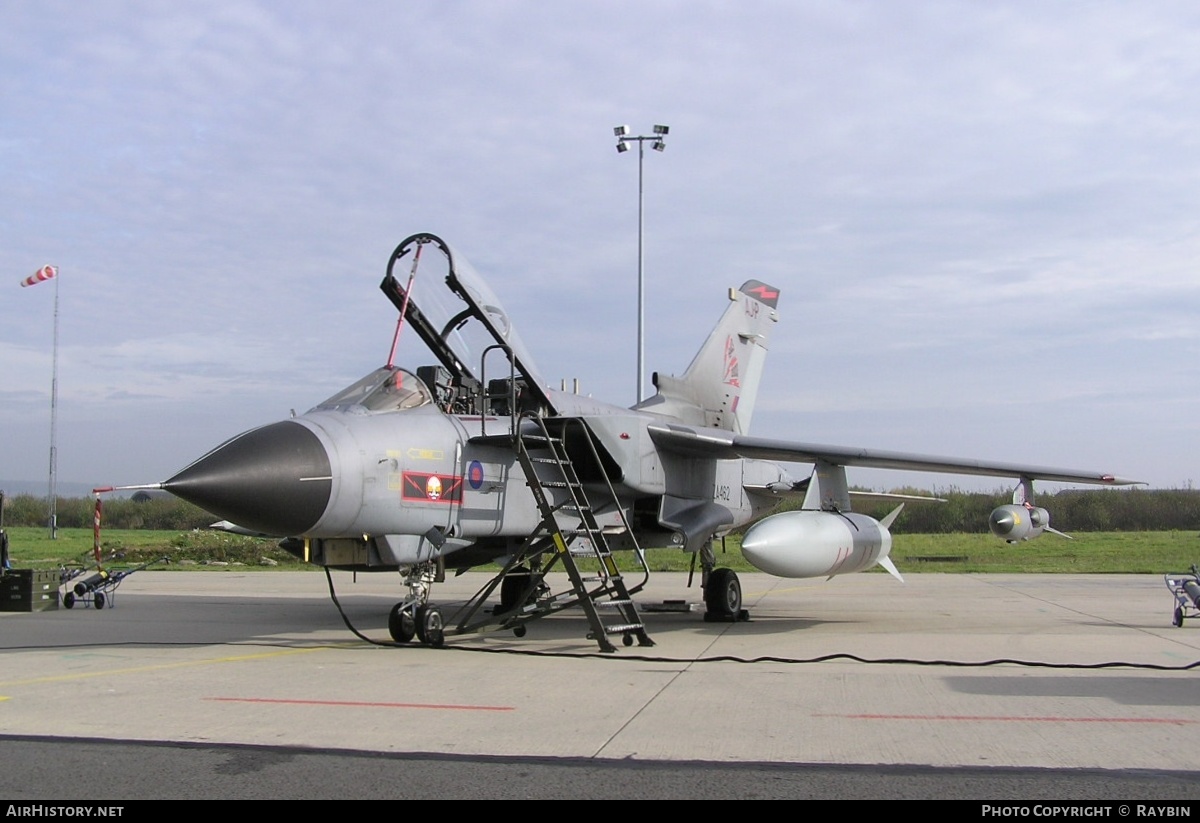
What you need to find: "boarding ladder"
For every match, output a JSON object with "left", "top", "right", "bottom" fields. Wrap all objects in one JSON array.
[{"left": 504, "top": 414, "right": 654, "bottom": 652}]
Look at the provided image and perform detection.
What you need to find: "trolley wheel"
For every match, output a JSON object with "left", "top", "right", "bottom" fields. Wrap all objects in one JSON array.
[
  {"left": 63, "top": 592, "right": 75, "bottom": 609},
  {"left": 93, "top": 591, "right": 106, "bottom": 609},
  {"left": 415, "top": 604, "right": 445, "bottom": 647},
  {"left": 388, "top": 603, "right": 415, "bottom": 643},
  {"left": 513, "top": 625, "right": 527, "bottom": 638},
  {"left": 622, "top": 633, "right": 634, "bottom": 647},
  {"left": 1173, "top": 606, "right": 1184, "bottom": 627}
]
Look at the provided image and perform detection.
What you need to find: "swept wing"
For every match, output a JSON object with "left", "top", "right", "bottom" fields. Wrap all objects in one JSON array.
[{"left": 646, "top": 422, "right": 1138, "bottom": 487}]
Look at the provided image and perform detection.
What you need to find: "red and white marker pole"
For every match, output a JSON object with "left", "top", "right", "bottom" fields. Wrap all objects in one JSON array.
[{"left": 91, "top": 487, "right": 113, "bottom": 566}]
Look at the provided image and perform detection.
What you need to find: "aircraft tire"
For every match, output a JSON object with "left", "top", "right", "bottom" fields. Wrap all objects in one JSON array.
[
  {"left": 63, "top": 592, "right": 75, "bottom": 609},
  {"left": 704, "top": 568, "right": 742, "bottom": 619},
  {"left": 416, "top": 605, "right": 445, "bottom": 647},
  {"left": 94, "top": 592, "right": 106, "bottom": 610},
  {"left": 388, "top": 603, "right": 416, "bottom": 643}
]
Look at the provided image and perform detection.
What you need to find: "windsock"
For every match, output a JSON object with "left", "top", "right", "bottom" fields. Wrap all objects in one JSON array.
[{"left": 20, "top": 265, "right": 57, "bottom": 287}]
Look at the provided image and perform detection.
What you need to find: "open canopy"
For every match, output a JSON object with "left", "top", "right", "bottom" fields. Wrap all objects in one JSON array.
[{"left": 379, "top": 233, "right": 554, "bottom": 415}]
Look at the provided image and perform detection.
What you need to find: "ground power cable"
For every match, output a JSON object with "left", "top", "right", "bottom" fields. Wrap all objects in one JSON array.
[{"left": 322, "top": 569, "right": 1200, "bottom": 669}]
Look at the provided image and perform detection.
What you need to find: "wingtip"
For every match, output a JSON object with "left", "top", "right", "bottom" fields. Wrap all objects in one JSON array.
[{"left": 1103, "top": 476, "right": 1146, "bottom": 487}]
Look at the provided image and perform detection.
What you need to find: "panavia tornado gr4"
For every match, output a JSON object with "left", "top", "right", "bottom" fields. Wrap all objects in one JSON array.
[{"left": 135, "top": 233, "right": 1138, "bottom": 650}]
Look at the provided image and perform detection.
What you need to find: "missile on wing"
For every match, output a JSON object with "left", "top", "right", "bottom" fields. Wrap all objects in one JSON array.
[
  {"left": 740, "top": 509, "right": 899, "bottom": 580},
  {"left": 988, "top": 503, "right": 1051, "bottom": 543}
]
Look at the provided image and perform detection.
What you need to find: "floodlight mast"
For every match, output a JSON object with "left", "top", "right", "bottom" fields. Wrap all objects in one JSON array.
[{"left": 614, "top": 124, "right": 668, "bottom": 404}]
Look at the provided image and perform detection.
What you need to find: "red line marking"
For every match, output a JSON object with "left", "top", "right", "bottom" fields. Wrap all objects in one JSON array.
[
  {"left": 818, "top": 713, "right": 1198, "bottom": 725},
  {"left": 206, "top": 697, "right": 514, "bottom": 712}
]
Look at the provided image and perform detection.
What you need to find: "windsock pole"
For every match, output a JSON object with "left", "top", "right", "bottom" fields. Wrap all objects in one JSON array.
[{"left": 20, "top": 266, "right": 60, "bottom": 538}]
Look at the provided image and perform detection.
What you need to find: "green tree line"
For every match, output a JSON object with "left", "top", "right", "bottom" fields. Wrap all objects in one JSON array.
[
  {"left": 0, "top": 494, "right": 215, "bottom": 531},
  {"left": 2, "top": 487, "right": 1198, "bottom": 534},
  {"left": 854, "top": 487, "right": 1200, "bottom": 533}
]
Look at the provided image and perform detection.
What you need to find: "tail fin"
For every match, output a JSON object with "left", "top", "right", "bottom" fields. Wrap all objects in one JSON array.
[{"left": 636, "top": 280, "right": 779, "bottom": 433}]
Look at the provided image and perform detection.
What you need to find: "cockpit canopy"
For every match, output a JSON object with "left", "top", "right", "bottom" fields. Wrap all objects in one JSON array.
[
  {"left": 313, "top": 235, "right": 560, "bottom": 420},
  {"left": 380, "top": 233, "right": 556, "bottom": 417},
  {"left": 313, "top": 367, "right": 433, "bottom": 413}
]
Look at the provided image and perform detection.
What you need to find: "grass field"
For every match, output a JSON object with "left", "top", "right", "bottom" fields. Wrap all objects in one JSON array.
[
  {"left": 4, "top": 526, "right": 1198, "bottom": 575},
  {"left": 4, "top": 527, "right": 303, "bottom": 571}
]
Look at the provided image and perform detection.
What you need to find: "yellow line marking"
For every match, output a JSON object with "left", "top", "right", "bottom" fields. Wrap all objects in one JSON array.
[{"left": 0, "top": 644, "right": 353, "bottom": 689}]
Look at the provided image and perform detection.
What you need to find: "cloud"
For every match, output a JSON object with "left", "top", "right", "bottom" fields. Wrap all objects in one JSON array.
[{"left": 2, "top": 1, "right": 1197, "bottom": 489}]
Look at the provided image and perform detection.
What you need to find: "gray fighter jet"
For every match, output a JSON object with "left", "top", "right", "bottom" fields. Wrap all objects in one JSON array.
[{"left": 148, "top": 233, "right": 1137, "bottom": 650}]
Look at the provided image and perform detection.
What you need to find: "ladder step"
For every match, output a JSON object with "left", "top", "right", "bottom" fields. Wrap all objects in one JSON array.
[
  {"left": 511, "top": 415, "right": 654, "bottom": 652},
  {"left": 567, "top": 543, "right": 614, "bottom": 555},
  {"left": 580, "top": 576, "right": 626, "bottom": 588},
  {"left": 568, "top": 543, "right": 610, "bottom": 553}
]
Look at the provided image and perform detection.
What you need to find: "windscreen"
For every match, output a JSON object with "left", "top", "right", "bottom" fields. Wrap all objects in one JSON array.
[{"left": 313, "top": 367, "right": 432, "bottom": 413}]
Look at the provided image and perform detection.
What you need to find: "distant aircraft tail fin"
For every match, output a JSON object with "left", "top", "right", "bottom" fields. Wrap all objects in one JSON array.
[{"left": 637, "top": 280, "right": 779, "bottom": 433}]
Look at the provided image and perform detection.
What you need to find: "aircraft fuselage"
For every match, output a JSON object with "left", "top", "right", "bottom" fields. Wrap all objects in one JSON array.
[{"left": 166, "top": 382, "right": 792, "bottom": 572}]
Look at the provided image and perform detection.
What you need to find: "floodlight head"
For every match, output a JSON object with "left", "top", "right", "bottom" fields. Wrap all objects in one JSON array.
[
  {"left": 614, "top": 125, "right": 629, "bottom": 137},
  {"left": 616, "top": 142, "right": 629, "bottom": 153},
  {"left": 652, "top": 140, "right": 666, "bottom": 152},
  {"left": 654, "top": 125, "right": 669, "bottom": 135}
]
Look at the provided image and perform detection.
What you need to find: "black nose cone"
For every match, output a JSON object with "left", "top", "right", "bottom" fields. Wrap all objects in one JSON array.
[{"left": 164, "top": 421, "right": 332, "bottom": 536}]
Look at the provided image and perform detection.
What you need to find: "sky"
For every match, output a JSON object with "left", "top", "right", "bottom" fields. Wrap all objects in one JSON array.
[{"left": 2, "top": 0, "right": 1198, "bottom": 497}]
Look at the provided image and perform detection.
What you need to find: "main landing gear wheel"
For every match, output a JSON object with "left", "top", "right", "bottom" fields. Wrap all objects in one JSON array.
[
  {"left": 704, "top": 568, "right": 748, "bottom": 622},
  {"left": 388, "top": 603, "right": 416, "bottom": 643},
  {"left": 415, "top": 604, "right": 445, "bottom": 647}
]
